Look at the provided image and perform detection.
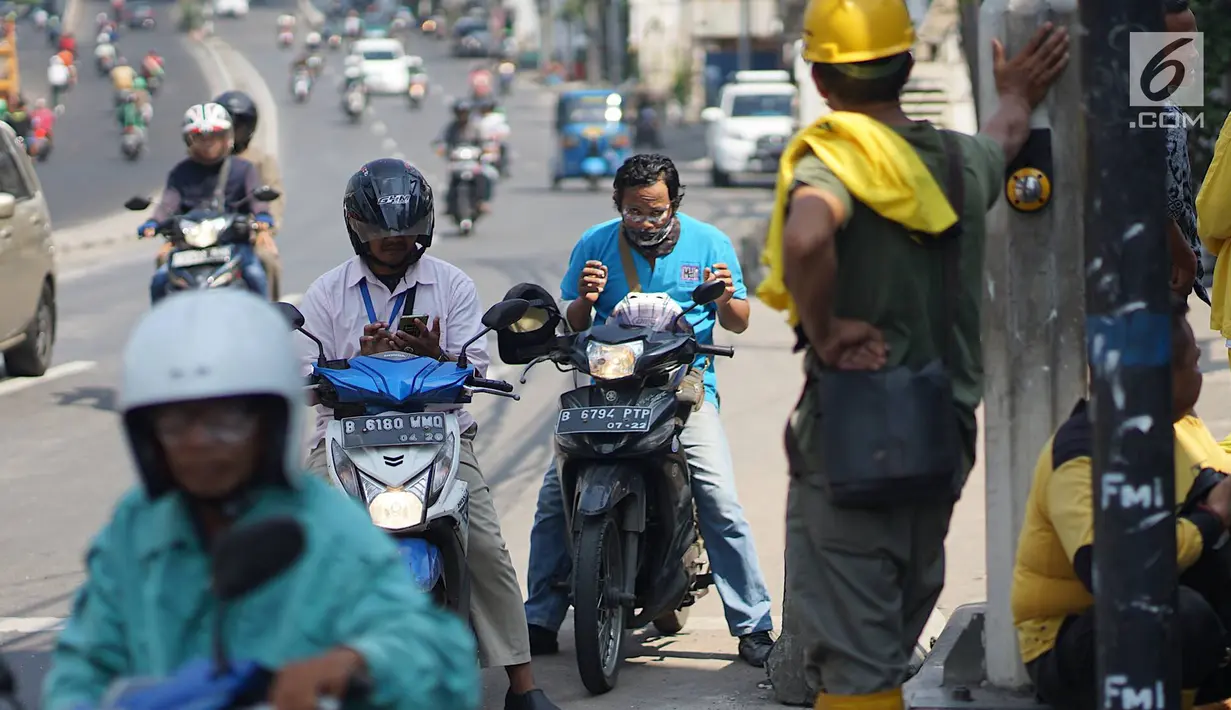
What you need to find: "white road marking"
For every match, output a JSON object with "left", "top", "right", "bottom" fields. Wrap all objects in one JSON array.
[
  {"left": 381, "top": 137, "right": 398, "bottom": 151},
  {"left": 0, "top": 361, "right": 97, "bottom": 398},
  {"left": 370, "top": 120, "right": 388, "bottom": 137},
  {"left": 0, "top": 617, "right": 66, "bottom": 634}
]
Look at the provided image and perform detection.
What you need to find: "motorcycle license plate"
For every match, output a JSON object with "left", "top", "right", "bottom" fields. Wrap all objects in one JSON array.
[
  {"left": 169, "top": 245, "right": 232, "bottom": 268},
  {"left": 341, "top": 412, "right": 447, "bottom": 448},
  {"left": 556, "top": 406, "right": 653, "bottom": 434}
]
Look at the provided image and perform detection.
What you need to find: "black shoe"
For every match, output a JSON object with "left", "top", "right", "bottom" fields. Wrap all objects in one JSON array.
[
  {"left": 527, "top": 623, "right": 559, "bottom": 656},
  {"left": 505, "top": 688, "right": 561, "bottom": 710},
  {"left": 738, "top": 630, "right": 775, "bottom": 668}
]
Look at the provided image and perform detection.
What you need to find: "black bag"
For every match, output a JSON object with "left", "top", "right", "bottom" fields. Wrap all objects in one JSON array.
[{"left": 812, "top": 130, "right": 967, "bottom": 509}]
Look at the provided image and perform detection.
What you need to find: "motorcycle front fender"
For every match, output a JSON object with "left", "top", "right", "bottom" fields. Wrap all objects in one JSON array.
[{"left": 573, "top": 463, "right": 646, "bottom": 532}]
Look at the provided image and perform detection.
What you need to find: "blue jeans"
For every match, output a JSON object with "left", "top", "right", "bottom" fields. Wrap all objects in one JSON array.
[
  {"left": 524, "top": 401, "right": 774, "bottom": 637},
  {"left": 150, "top": 244, "right": 267, "bottom": 303}
]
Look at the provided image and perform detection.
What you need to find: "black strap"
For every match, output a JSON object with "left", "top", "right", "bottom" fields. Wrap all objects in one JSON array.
[
  {"left": 211, "top": 156, "right": 232, "bottom": 212},
  {"left": 403, "top": 284, "right": 418, "bottom": 317},
  {"left": 935, "top": 130, "right": 966, "bottom": 371}
]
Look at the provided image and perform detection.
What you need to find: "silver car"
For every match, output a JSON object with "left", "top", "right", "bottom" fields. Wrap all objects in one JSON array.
[{"left": 0, "top": 123, "right": 56, "bottom": 376}]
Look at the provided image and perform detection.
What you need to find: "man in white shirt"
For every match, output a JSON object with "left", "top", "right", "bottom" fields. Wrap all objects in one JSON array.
[
  {"left": 295, "top": 159, "right": 560, "bottom": 710},
  {"left": 47, "top": 56, "right": 70, "bottom": 110}
]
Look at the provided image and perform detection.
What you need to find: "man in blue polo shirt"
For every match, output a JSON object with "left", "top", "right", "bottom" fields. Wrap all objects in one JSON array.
[{"left": 521, "top": 153, "right": 776, "bottom": 667}]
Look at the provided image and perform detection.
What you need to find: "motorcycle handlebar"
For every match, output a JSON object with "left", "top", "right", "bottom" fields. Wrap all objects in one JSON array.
[
  {"left": 696, "top": 344, "right": 734, "bottom": 358},
  {"left": 469, "top": 377, "right": 514, "bottom": 392}
]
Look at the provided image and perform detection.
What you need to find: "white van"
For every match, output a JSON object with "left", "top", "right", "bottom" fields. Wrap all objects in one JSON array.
[
  {"left": 213, "top": 0, "right": 249, "bottom": 19},
  {"left": 352, "top": 38, "right": 411, "bottom": 94}
]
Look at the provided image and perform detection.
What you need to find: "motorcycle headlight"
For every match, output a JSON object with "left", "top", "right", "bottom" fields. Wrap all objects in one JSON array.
[
  {"left": 587, "top": 340, "right": 643, "bottom": 380},
  {"left": 181, "top": 217, "right": 226, "bottom": 248},
  {"left": 427, "top": 432, "right": 457, "bottom": 503},
  {"left": 330, "top": 440, "right": 363, "bottom": 499},
  {"left": 368, "top": 489, "right": 426, "bottom": 530}
]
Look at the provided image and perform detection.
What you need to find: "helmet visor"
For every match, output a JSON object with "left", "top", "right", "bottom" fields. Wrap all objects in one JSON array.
[{"left": 348, "top": 212, "right": 433, "bottom": 243}]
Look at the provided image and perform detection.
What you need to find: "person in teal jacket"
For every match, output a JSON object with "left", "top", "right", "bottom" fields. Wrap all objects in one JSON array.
[{"left": 42, "top": 289, "right": 481, "bottom": 710}]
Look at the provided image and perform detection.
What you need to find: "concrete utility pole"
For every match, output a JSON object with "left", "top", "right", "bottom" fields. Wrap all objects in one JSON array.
[
  {"left": 584, "top": 0, "right": 602, "bottom": 83},
  {"left": 538, "top": 0, "right": 556, "bottom": 70},
  {"left": 1082, "top": 0, "right": 1178, "bottom": 706},
  {"left": 737, "top": 0, "right": 752, "bottom": 71},
  {"left": 605, "top": 0, "right": 624, "bottom": 83},
  {"left": 904, "top": 0, "right": 1086, "bottom": 703}
]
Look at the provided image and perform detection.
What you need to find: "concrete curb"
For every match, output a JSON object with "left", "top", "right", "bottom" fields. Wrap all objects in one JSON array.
[{"left": 52, "top": 33, "right": 279, "bottom": 255}]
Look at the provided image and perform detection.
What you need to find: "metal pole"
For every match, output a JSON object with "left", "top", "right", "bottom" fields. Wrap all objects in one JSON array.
[
  {"left": 737, "top": 0, "right": 751, "bottom": 71},
  {"left": 584, "top": 0, "right": 601, "bottom": 83},
  {"left": 605, "top": 0, "right": 623, "bottom": 83},
  {"left": 539, "top": 0, "right": 555, "bottom": 71},
  {"left": 976, "top": 0, "right": 1085, "bottom": 689},
  {"left": 1082, "top": 0, "right": 1179, "bottom": 707}
]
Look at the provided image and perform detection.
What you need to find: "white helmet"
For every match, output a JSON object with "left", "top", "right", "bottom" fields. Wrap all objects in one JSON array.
[
  {"left": 119, "top": 290, "right": 307, "bottom": 497},
  {"left": 344, "top": 54, "right": 360, "bottom": 67},
  {"left": 344, "top": 65, "right": 362, "bottom": 79},
  {"left": 306, "top": 31, "right": 321, "bottom": 44},
  {"left": 406, "top": 55, "right": 423, "bottom": 68},
  {"left": 182, "top": 102, "right": 232, "bottom": 137},
  {"left": 50, "top": 54, "right": 64, "bottom": 66},
  {"left": 610, "top": 292, "right": 694, "bottom": 334}
]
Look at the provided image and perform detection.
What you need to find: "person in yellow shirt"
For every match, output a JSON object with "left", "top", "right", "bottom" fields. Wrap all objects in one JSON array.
[
  {"left": 1012, "top": 295, "right": 1231, "bottom": 710},
  {"left": 110, "top": 60, "right": 135, "bottom": 94},
  {"left": 1196, "top": 112, "right": 1231, "bottom": 359}
]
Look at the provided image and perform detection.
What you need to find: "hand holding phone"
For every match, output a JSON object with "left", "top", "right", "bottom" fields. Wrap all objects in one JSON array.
[{"left": 399, "top": 314, "right": 429, "bottom": 337}]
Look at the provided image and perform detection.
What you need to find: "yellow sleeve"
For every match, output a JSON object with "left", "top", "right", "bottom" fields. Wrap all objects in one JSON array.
[
  {"left": 1044, "top": 458, "right": 1095, "bottom": 563},
  {"left": 1220, "top": 432, "right": 1231, "bottom": 457},
  {"left": 1046, "top": 456, "right": 1207, "bottom": 570},
  {"left": 1196, "top": 112, "right": 1231, "bottom": 253}
]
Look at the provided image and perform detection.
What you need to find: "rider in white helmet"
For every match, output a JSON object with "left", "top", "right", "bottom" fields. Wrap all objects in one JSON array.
[
  {"left": 141, "top": 103, "right": 274, "bottom": 304},
  {"left": 305, "top": 30, "right": 322, "bottom": 50},
  {"left": 41, "top": 290, "right": 482, "bottom": 710}
]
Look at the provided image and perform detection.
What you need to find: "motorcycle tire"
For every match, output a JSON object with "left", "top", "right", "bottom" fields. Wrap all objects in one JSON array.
[{"left": 573, "top": 513, "right": 626, "bottom": 695}]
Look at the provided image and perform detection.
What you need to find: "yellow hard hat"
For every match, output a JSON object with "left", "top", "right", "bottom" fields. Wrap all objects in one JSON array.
[{"left": 801, "top": 0, "right": 916, "bottom": 65}]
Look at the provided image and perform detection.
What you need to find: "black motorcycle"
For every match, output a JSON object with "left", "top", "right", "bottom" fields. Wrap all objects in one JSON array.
[
  {"left": 501, "top": 280, "right": 732, "bottom": 694},
  {"left": 445, "top": 144, "right": 487, "bottom": 235},
  {"left": 124, "top": 185, "right": 280, "bottom": 301}
]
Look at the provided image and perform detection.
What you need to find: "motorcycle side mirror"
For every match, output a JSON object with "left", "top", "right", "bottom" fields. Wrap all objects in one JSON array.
[
  {"left": 251, "top": 185, "right": 281, "bottom": 202},
  {"left": 276, "top": 301, "right": 328, "bottom": 367},
  {"left": 274, "top": 301, "right": 306, "bottom": 329},
  {"left": 211, "top": 517, "right": 305, "bottom": 603},
  {"left": 209, "top": 517, "right": 305, "bottom": 673},
  {"left": 124, "top": 195, "right": 152, "bottom": 210},
  {"left": 458, "top": 298, "right": 530, "bottom": 369},
  {"left": 691, "top": 278, "right": 726, "bottom": 306},
  {"left": 673, "top": 279, "right": 728, "bottom": 330}
]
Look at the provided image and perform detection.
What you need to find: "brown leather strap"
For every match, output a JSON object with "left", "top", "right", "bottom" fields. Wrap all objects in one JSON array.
[{"left": 617, "top": 229, "right": 641, "bottom": 293}]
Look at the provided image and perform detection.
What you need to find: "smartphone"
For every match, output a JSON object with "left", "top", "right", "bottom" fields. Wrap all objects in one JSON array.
[{"left": 399, "top": 314, "right": 428, "bottom": 337}]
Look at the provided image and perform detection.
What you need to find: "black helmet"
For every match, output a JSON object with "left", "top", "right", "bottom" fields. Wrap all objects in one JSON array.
[
  {"left": 214, "top": 90, "right": 258, "bottom": 152},
  {"left": 452, "top": 98, "right": 471, "bottom": 114},
  {"left": 496, "top": 283, "right": 561, "bottom": 365},
  {"left": 343, "top": 158, "right": 436, "bottom": 269}
]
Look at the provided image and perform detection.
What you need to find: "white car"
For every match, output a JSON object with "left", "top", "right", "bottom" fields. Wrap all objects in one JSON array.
[
  {"left": 212, "top": 0, "right": 248, "bottom": 18},
  {"left": 353, "top": 38, "right": 410, "bottom": 94},
  {"left": 702, "top": 70, "right": 797, "bottom": 187}
]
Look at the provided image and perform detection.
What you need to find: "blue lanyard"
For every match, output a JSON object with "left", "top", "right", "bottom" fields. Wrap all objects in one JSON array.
[{"left": 358, "top": 281, "right": 407, "bottom": 326}]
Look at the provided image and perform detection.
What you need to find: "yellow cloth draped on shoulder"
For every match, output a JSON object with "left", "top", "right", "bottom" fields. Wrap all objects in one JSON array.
[{"left": 756, "top": 111, "right": 959, "bottom": 326}]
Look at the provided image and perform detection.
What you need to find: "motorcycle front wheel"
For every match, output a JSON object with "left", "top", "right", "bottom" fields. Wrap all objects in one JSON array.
[{"left": 573, "top": 512, "right": 626, "bottom": 695}]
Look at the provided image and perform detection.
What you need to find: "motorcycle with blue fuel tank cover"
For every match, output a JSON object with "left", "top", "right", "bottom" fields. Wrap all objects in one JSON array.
[
  {"left": 499, "top": 279, "right": 732, "bottom": 695},
  {"left": 124, "top": 185, "right": 281, "bottom": 303},
  {"left": 273, "top": 298, "right": 530, "bottom": 619},
  {"left": 0, "top": 518, "right": 369, "bottom": 709}
]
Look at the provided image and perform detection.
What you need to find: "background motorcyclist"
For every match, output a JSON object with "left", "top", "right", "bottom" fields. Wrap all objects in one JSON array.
[
  {"left": 94, "top": 35, "right": 116, "bottom": 71},
  {"left": 111, "top": 57, "right": 135, "bottom": 102},
  {"left": 434, "top": 99, "right": 491, "bottom": 214},
  {"left": 140, "top": 49, "right": 163, "bottom": 79},
  {"left": 342, "top": 62, "right": 365, "bottom": 95},
  {"left": 142, "top": 103, "right": 272, "bottom": 303},
  {"left": 131, "top": 76, "right": 152, "bottom": 123},
  {"left": 213, "top": 90, "right": 285, "bottom": 300},
  {"left": 30, "top": 98, "right": 55, "bottom": 140},
  {"left": 475, "top": 98, "right": 510, "bottom": 177},
  {"left": 115, "top": 90, "right": 144, "bottom": 132},
  {"left": 6, "top": 97, "right": 30, "bottom": 142},
  {"left": 304, "top": 29, "right": 322, "bottom": 52},
  {"left": 40, "top": 289, "right": 483, "bottom": 710},
  {"left": 467, "top": 61, "right": 492, "bottom": 100},
  {"left": 47, "top": 54, "right": 70, "bottom": 110}
]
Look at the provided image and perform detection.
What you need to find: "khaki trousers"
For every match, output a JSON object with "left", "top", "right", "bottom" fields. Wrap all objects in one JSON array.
[{"left": 305, "top": 427, "right": 532, "bottom": 668}]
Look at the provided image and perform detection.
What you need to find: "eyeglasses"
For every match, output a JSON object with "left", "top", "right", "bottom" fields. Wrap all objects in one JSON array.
[
  {"left": 620, "top": 206, "right": 671, "bottom": 224},
  {"left": 152, "top": 403, "right": 259, "bottom": 446}
]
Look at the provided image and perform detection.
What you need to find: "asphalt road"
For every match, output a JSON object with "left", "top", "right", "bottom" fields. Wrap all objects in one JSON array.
[
  {"left": 15, "top": 0, "right": 208, "bottom": 229},
  {"left": 0, "top": 10, "right": 793, "bottom": 708}
]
